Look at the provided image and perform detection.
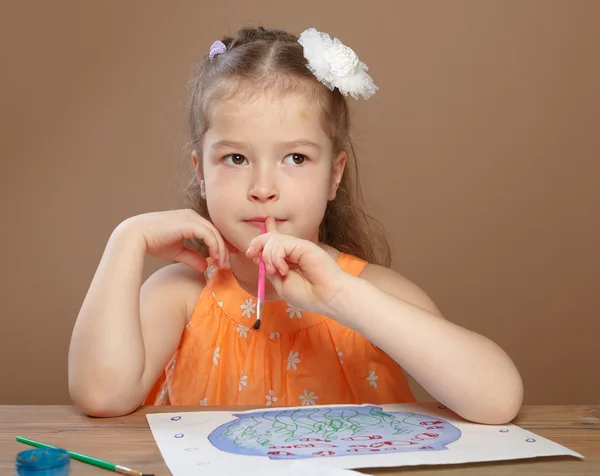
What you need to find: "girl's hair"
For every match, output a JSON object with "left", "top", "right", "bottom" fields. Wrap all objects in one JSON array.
[{"left": 183, "top": 26, "right": 391, "bottom": 267}]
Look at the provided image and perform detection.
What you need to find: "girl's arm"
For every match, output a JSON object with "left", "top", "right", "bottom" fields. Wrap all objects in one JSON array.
[
  {"left": 331, "top": 264, "right": 524, "bottom": 425},
  {"left": 68, "top": 224, "right": 201, "bottom": 417}
]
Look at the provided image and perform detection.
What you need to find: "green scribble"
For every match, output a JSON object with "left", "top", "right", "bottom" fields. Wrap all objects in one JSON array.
[{"left": 223, "top": 406, "right": 422, "bottom": 449}]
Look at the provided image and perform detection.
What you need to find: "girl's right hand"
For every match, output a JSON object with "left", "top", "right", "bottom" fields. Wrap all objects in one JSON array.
[{"left": 115, "top": 209, "right": 230, "bottom": 271}]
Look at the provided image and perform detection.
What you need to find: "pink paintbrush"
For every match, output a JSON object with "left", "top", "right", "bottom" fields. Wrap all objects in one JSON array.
[{"left": 252, "top": 223, "right": 267, "bottom": 330}]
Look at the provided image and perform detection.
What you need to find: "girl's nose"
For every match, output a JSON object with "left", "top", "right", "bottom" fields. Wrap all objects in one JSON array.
[{"left": 248, "top": 175, "right": 279, "bottom": 202}]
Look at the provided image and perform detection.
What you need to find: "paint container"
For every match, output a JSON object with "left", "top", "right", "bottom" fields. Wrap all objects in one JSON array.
[{"left": 14, "top": 448, "right": 70, "bottom": 476}]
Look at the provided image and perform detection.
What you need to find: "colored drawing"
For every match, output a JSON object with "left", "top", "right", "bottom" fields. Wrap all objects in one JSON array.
[{"left": 207, "top": 405, "right": 461, "bottom": 459}]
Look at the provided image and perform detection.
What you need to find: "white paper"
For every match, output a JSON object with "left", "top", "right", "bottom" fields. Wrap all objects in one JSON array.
[{"left": 146, "top": 402, "right": 583, "bottom": 475}]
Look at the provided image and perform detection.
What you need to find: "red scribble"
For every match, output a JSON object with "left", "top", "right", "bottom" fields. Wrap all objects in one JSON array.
[
  {"left": 271, "top": 442, "right": 338, "bottom": 449},
  {"left": 347, "top": 448, "right": 382, "bottom": 453},
  {"left": 270, "top": 444, "right": 313, "bottom": 449},
  {"left": 390, "top": 441, "right": 418, "bottom": 447},
  {"left": 369, "top": 441, "right": 392, "bottom": 449},
  {"left": 341, "top": 435, "right": 382, "bottom": 441},
  {"left": 412, "top": 433, "right": 439, "bottom": 440},
  {"left": 313, "top": 450, "right": 335, "bottom": 456},
  {"left": 369, "top": 440, "right": 418, "bottom": 449},
  {"left": 267, "top": 451, "right": 296, "bottom": 456},
  {"left": 420, "top": 420, "right": 444, "bottom": 426}
]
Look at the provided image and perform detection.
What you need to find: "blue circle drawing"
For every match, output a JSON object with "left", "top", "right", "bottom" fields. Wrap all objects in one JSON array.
[
  {"left": 171, "top": 416, "right": 182, "bottom": 421},
  {"left": 174, "top": 433, "right": 184, "bottom": 439},
  {"left": 499, "top": 429, "right": 509, "bottom": 433},
  {"left": 208, "top": 405, "right": 462, "bottom": 460},
  {"left": 526, "top": 438, "right": 536, "bottom": 442}
]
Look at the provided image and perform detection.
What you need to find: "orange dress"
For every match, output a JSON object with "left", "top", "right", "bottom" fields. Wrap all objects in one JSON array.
[{"left": 144, "top": 253, "right": 415, "bottom": 407}]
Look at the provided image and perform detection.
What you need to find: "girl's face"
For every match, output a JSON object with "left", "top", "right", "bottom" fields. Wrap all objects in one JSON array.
[{"left": 196, "top": 92, "right": 346, "bottom": 253}]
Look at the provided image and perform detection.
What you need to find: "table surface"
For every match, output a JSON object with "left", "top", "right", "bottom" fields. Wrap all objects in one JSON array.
[{"left": 1, "top": 405, "right": 598, "bottom": 475}]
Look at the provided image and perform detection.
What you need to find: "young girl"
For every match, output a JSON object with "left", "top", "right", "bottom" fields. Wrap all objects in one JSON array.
[{"left": 68, "top": 26, "right": 523, "bottom": 424}]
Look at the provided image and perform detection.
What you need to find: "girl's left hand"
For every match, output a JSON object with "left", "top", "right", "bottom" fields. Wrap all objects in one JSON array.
[{"left": 245, "top": 217, "right": 349, "bottom": 316}]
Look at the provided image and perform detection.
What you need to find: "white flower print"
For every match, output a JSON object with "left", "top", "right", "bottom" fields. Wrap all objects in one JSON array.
[
  {"left": 241, "top": 298, "right": 256, "bottom": 318},
  {"left": 266, "top": 390, "right": 278, "bottom": 406},
  {"left": 236, "top": 324, "right": 250, "bottom": 339},
  {"left": 286, "top": 303, "right": 302, "bottom": 319},
  {"left": 169, "top": 358, "right": 177, "bottom": 372},
  {"left": 269, "top": 332, "right": 281, "bottom": 340},
  {"left": 200, "top": 397, "right": 208, "bottom": 406},
  {"left": 205, "top": 264, "right": 216, "bottom": 279},
  {"left": 336, "top": 347, "right": 344, "bottom": 364},
  {"left": 299, "top": 390, "right": 318, "bottom": 406},
  {"left": 159, "top": 385, "right": 169, "bottom": 404},
  {"left": 211, "top": 292, "right": 223, "bottom": 307},
  {"left": 238, "top": 372, "right": 248, "bottom": 392},
  {"left": 287, "top": 351, "right": 300, "bottom": 371},
  {"left": 212, "top": 347, "right": 221, "bottom": 366},
  {"left": 367, "top": 370, "right": 379, "bottom": 388}
]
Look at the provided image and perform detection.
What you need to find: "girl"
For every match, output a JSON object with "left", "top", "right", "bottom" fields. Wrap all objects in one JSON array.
[{"left": 68, "top": 26, "right": 523, "bottom": 424}]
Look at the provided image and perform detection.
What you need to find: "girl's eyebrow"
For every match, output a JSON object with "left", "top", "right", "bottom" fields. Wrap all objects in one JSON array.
[
  {"left": 211, "top": 139, "right": 321, "bottom": 151},
  {"left": 211, "top": 139, "right": 251, "bottom": 150},
  {"left": 279, "top": 139, "right": 322, "bottom": 150}
]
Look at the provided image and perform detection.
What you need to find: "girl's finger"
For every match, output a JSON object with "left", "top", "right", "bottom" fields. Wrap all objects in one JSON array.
[
  {"left": 277, "top": 252, "right": 289, "bottom": 276},
  {"left": 264, "top": 267, "right": 283, "bottom": 295},
  {"left": 265, "top": 216, "right": 278, "bottom": 233},
  {"left": 181, "top": 209, "right": 229, "bottom": 268},
  {"left": 173, "top": 247, "right": 208, "bottom": 272},
  {"left": 189, "top": 224, "right": 219, "bottom": 263},
  {"left": 246, "top": 233, "right": 269, "bottom": 259},
  {"left": 261, "top": 238, "right": 276, "bottom": 274},
  {"left": 194, "top": 224, "right": 226, "bottom": 268},
  {"left": 198, "top": 221, "right": 228, "bottom": 269},
  {"left": 208, "top": 224, "right": 228, "bottom": 269},
  {"left": 269, "top": 242, "right": 289, "bottom": 276}
]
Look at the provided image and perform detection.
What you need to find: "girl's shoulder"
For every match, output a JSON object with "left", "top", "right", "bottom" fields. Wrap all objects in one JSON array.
[
  {"left": 143, "top": 262, "right": 207, "bottom": 319},
  {"left": 358, "top": 263, "right": 445, "bottom": 318}
]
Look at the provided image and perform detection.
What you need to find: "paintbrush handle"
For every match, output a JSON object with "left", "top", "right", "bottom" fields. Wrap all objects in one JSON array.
[
  {"left": 16, "top": 436, "right": 116, "bottom": 471},
  {"left": 258, "top": 222, "right": 267, "bottom": 302},
  {"left": 257, "top": 256, "right": 266, "bottom": 301}
]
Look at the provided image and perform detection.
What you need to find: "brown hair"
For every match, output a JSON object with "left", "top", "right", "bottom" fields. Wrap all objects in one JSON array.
[{"left": 183, "top": 26, "right": 391, "bottom": 267}]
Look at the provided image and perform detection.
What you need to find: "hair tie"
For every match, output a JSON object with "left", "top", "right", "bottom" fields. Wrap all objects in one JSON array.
[{"left": 209, "top": 40, "right": 227, "bottom": 60}]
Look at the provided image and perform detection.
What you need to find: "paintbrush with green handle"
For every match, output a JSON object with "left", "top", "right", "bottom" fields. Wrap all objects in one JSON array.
[{"left": 16, "top": 436, "right": 154, "bottom": 476}]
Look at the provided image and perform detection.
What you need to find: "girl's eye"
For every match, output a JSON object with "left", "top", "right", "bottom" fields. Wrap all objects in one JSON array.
[
  {"left": 223, "top": 154, "right": 248, "bottom": 166},
  {"left": 283, "top": 153, "right": 307, "bottom": 166}
]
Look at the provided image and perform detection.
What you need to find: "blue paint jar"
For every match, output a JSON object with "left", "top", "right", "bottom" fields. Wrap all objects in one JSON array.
[{"left": 14, "top": 448, "right": 70, "bottom": 476}]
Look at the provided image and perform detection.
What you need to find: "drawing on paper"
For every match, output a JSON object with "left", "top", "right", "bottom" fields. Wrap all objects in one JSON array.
[{"left": 207, "top": 405, "right": 461, "bottom": 459}]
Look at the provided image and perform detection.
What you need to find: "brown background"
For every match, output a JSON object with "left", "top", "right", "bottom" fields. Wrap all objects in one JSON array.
[{"left": 0, "top": 0, "right": 598, "bottom": 405}]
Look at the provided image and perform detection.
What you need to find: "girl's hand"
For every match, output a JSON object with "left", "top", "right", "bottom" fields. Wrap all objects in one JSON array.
[
  {"left": 115, "top": 209, "right": 234, "bottom": 271},
  {"left": 245, "top": 217, "right": 349, "bottom": 316}
]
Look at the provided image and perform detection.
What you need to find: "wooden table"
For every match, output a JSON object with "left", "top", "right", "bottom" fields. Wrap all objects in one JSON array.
[{"left": 1, "top": 405, "right": 598, "bottom": 475}]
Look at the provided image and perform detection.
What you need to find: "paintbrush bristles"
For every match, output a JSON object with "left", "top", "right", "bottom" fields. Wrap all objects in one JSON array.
[
  {"left": 115, "top": 465, "right": 154, "bottom": 476},
  {"left": 253, "top": 301, "right": 264, "bottom": 330}
]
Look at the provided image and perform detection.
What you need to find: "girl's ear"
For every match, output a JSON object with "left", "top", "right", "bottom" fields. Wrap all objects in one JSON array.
[
  {"left": 329, "top": 151, "right": 347, "bottom": 200},
  {"left": 192, "top": 150, "right": 207, "bottom": 199}
]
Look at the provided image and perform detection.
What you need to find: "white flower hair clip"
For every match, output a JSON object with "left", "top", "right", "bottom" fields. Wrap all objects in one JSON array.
[{"left": 298, "top": 28, "right": 378, "bottom": 100}]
